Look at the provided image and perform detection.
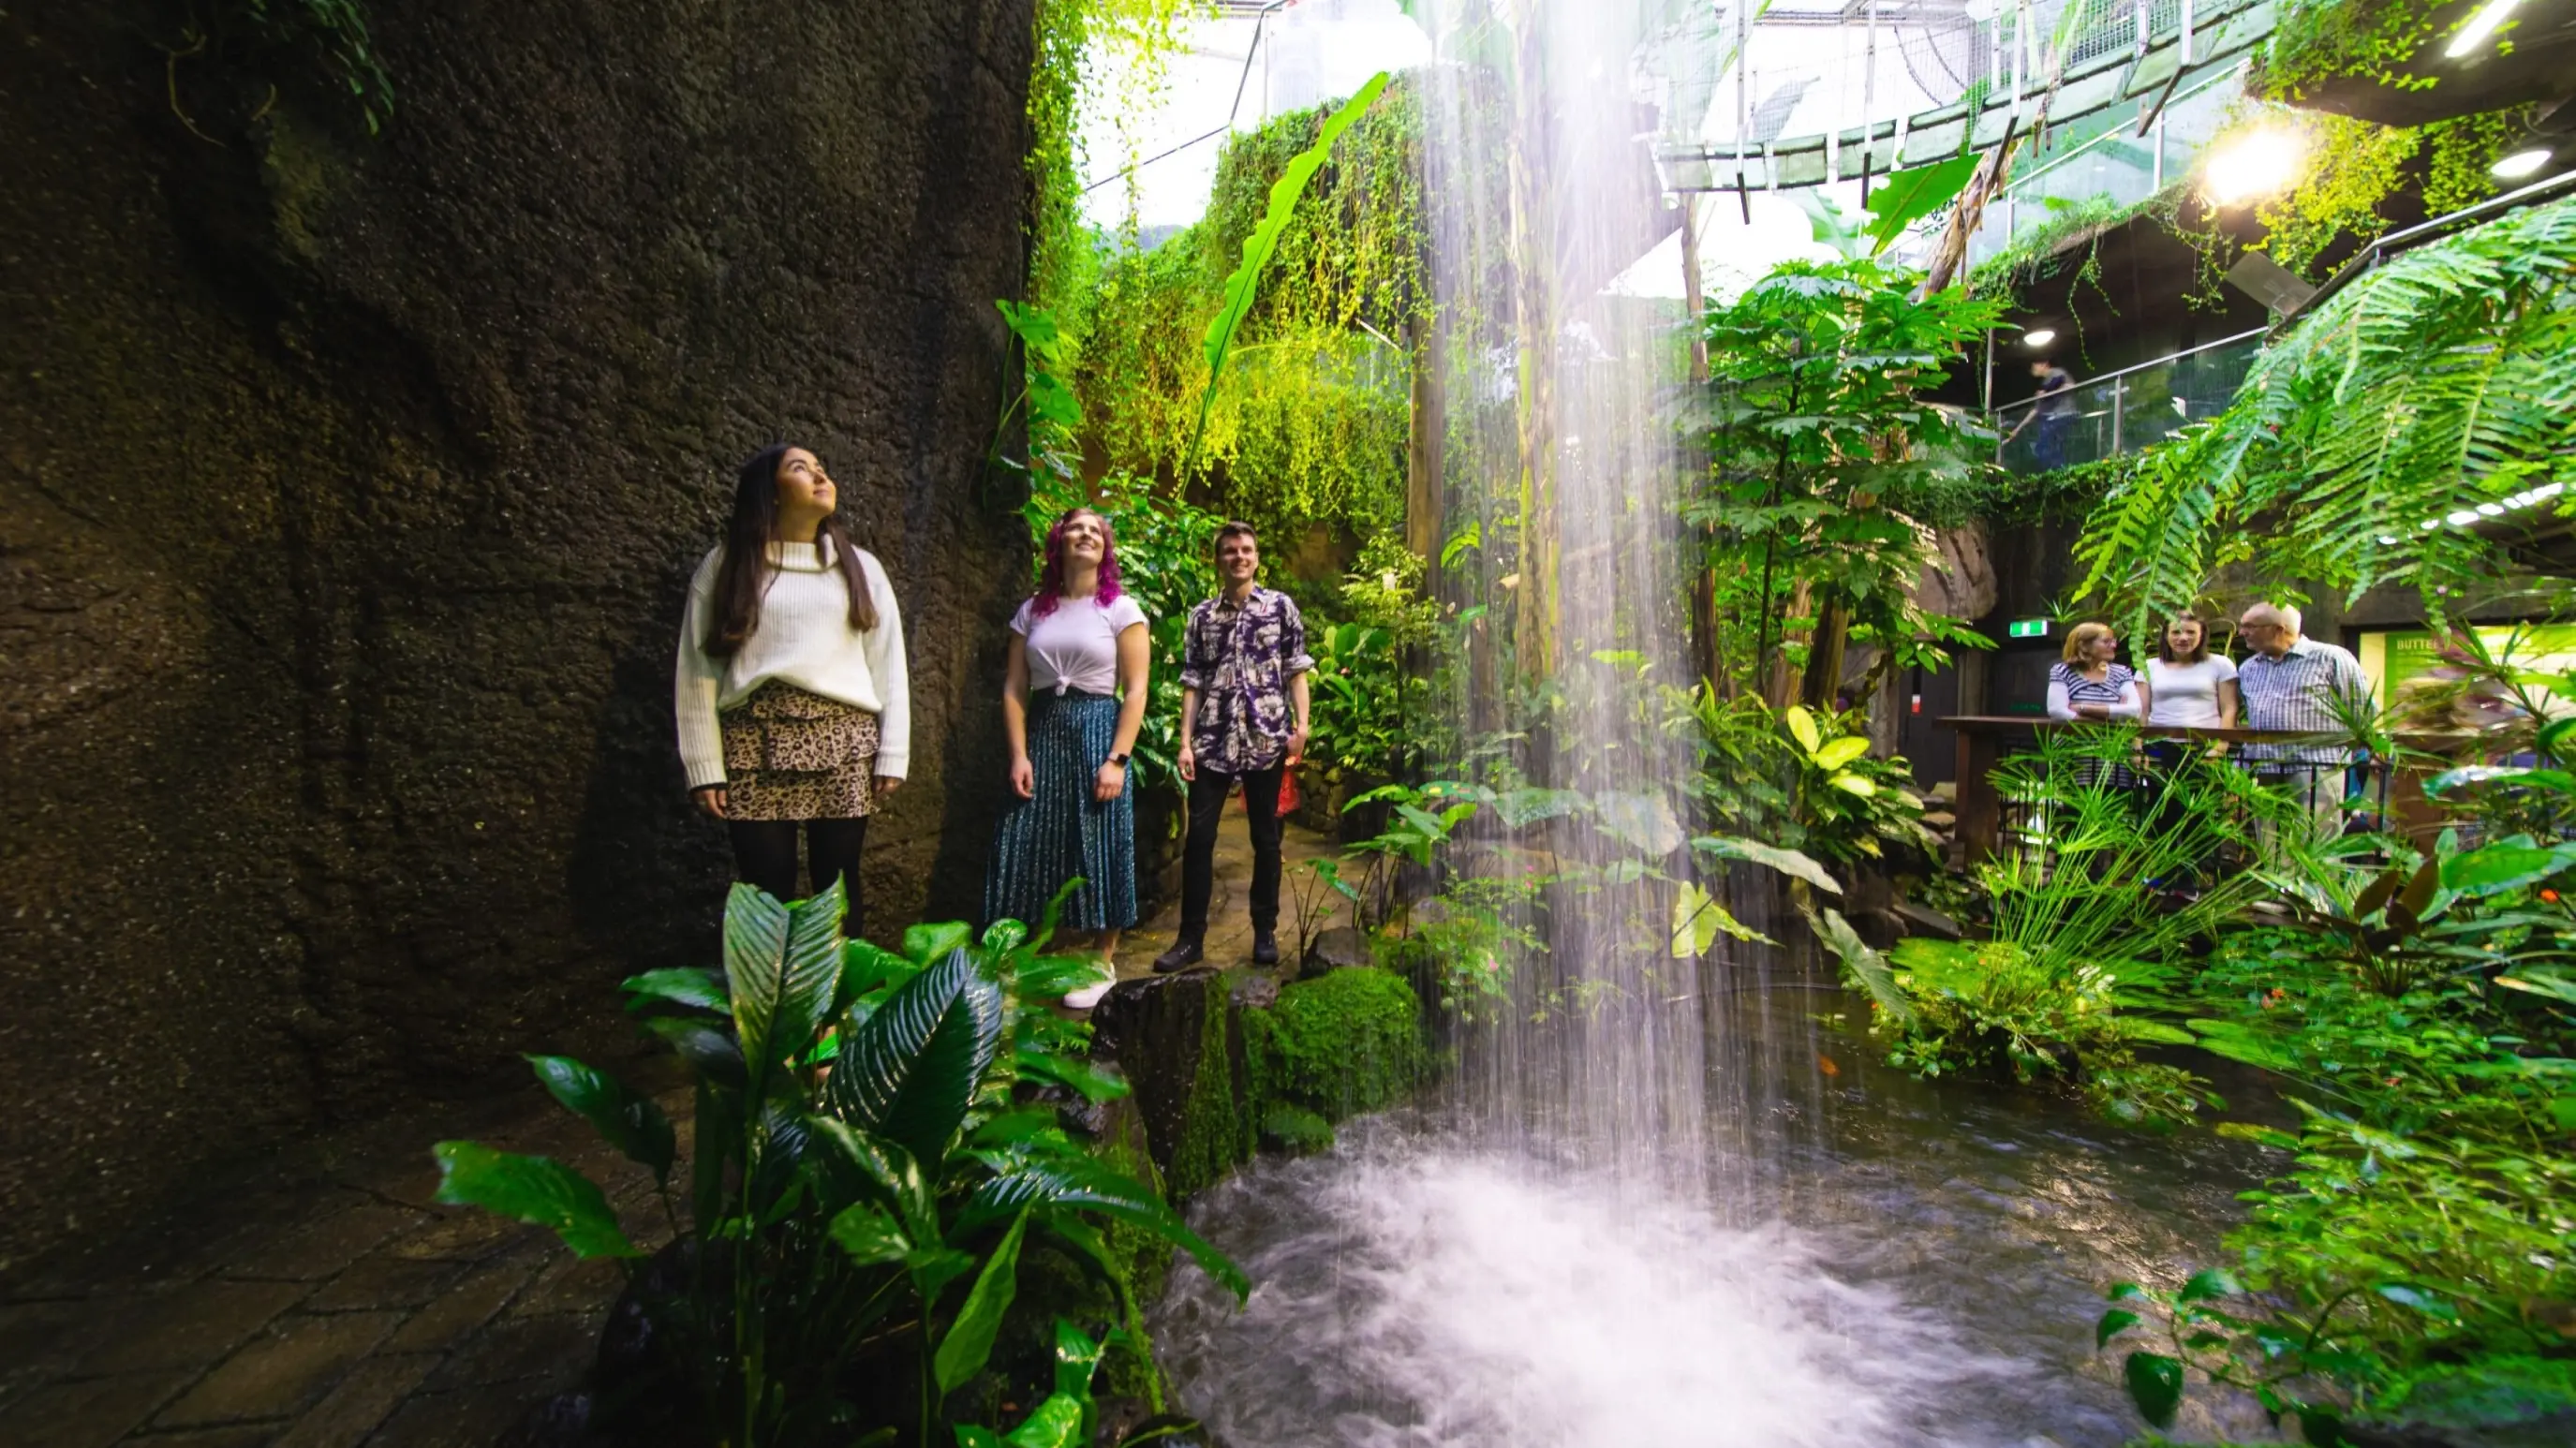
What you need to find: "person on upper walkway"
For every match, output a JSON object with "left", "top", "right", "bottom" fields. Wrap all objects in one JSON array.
[
  {"left": 1153, "top": 522, "right": 1312, "bottom": 974},
  {"left": 2007, "top": 357, "right": 2078, "bottom": 469}
]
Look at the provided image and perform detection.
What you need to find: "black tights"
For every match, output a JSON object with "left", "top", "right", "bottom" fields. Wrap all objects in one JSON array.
[{"left": 727, "top": 817, "right": 869, "bottom": 938}]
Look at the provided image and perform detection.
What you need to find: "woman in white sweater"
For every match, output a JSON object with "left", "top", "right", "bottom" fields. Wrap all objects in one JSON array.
[{"left": 674, "top": 445, "right": 909, "bottom": 938}]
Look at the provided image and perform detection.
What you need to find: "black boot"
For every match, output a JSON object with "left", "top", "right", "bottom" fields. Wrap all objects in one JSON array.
[
  {"left": 1251, "top": 931, "right": 1281, "bottom": 967},
  {"left": 1152, "top": 938, "right": 1205, "bottom": 973}
]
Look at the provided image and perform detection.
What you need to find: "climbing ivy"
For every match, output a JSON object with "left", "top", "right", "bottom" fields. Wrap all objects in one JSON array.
[
  {"left": 1073, "top": 81, "right": 1429, "bottom": 560},
  {"left": 1025, "top": 0, "right": 1196, "bottom": 344},
  {"left": 162, "top": 0, "right": 393, "bottom": 135}
]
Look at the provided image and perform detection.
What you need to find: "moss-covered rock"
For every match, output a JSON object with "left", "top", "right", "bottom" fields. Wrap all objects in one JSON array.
[
  {"left": 1091, "top": 971, "right": 1256, "bottom": 1202},
  {"left": 1246, "top": 967, "right": 1426, "bottom": 1123}
]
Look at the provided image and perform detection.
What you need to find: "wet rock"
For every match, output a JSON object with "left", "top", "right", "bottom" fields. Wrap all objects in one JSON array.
[
  {"left": 0, "top": 0, "right": 1037, "bottom": 1268},
  {"left": 1893, "top": 901, "right": 1965, "bottom": 940},
  {"left": 1300, "top": 925, "right": 1373, "bottom": 979},
  {"left": 1088, "top": 971, "right": 1252, "bottom": 1200},
  {"left": 1228, "top": 969, "right": 1281, "bottom": 1010}
]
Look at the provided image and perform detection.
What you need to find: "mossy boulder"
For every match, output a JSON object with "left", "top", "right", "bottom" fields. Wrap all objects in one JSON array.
[
  {"left": 1091, "top": 970, "right": 1256, "bottom": 1201},
  {"left": 1246, "top": 967, "right": 1426, "bottom": 1123}
]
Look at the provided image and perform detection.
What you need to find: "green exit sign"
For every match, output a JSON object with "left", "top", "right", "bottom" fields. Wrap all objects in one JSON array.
[{"left": 2008, "top": 618, "right": 2051, "bottom": 639}]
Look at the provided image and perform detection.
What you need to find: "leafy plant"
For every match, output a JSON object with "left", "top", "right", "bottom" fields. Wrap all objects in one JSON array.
[
  {"left": 2072, "top": 195, "right": 2576, "bottom": 643},
  {"left": 433, "top": 883, "right": 1244, "bottom": 1447},
  {"left": 1694, "top": 257, "right": 2002, "bottom": 706},
  {"left": 1184, "top": 71, "right": 1393, "bottom": 475},
  {"left": 1780, "top": 704, "right": 1936, "bottom": 864}
]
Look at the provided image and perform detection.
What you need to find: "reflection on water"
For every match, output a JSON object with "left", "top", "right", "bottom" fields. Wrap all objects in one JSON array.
[{"left": 1153, "top": 986, "right": 2294, "bottom": 1448}]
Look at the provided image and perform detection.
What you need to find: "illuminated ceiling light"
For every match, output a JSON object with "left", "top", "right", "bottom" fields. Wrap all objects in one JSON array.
[
  {"left": 2492, "top": 147, "right": 2553, "bottom": 180},
  {"left": 2203, "top": 127, "right": 2307, "bottom": 206},
  {"left": 2448, "top": 510, "right": 2482, "bottom": 525},
  {"left": 2477, "top": 502, "right": 2507, "bottom": 516},
  {"left": 2376, "top": 535, "right": 2400, "bottom": 545},
  {"left": 2420, "top": 519, "right": 2442, "bottom": 530},
  {"left": 2444, "top": 0, "right": 2524, "bottom": 58},
  {"left": 2022, "top": 328, "right": 2058, "bottom": 347},
  {"left": 2536, "top": 483, "right": 2568, "bottom": 500}
]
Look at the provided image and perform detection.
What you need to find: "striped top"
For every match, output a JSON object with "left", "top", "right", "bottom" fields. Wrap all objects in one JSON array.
[
  {"left": 2046, "top": 661, "right": 2140, "bottom": 721},
  {"left": 2238, "top": 639, "right": 2370, "bottom": 763}
]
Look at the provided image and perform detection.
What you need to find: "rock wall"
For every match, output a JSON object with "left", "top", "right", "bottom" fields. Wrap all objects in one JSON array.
[{"left": 0, "top": 0, "right": 1035, "bottom": 1271}]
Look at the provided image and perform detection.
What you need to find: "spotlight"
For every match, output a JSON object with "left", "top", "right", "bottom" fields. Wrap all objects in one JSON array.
[
  {"left": 2448, "top": 510, "right": 2481, "bottom": 525},
  {"left": 2477, "top": 503, "right": 2506, "bottom": 516},
  {"left": 2492, "top": 147, "right": 2554, "bottom": 180},
  {"left": 2203, "top": 127, "right": 2306, "bottom": 206},
  {"left": 2444, "top": 0, "right": 2523, "bottom": 58},
  {"left": 2022, "top": 328, "right": 2057, "bottom": 347}
]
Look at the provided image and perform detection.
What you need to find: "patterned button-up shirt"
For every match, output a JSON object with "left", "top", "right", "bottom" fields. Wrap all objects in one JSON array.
[
  {"left": 1179, "top": 586, "right": 1313, "bottom": 776},
  {"left": 2238, "top": 637, "right": 2371, "bottom": 765}
]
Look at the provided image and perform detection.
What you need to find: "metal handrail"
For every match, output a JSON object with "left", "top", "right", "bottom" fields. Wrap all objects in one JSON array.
[
  {"left": 1990, "top": 326, "right": 2265, "bottom": 416},
  {"left": 2283, "top": 166, "right": 2576, "bottom": 326}
]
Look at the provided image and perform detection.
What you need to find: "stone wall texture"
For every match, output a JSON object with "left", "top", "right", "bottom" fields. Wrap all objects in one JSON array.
[{"left": 0, "top": 0, "right": 1036, "bottom": 1272}]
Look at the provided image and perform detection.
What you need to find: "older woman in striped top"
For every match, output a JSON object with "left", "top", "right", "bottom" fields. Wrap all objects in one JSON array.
[{"left": 985, "top": 508, "right": 1148, "bottom": 1009}]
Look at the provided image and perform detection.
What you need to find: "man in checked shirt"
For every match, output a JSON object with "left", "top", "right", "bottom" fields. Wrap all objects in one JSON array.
[
  {"left": 1152, "top": 521, "right": 1313, "bottom": 973},
  {"left": 2236, "top": 603, "right": 2372, "bottom": 847}
]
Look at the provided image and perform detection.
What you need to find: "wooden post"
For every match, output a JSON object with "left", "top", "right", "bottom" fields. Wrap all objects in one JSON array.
[
  {"left": 1954, "top": 724, "right": 2002, "bottom": 863},
  {"left": 1680, "top": 197, "right": 1720, "bottom": 690}
]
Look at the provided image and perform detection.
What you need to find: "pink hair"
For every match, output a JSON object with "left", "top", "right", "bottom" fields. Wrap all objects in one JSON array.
[{"left": 1030, "top": 508, "right": 1123, "bottom": 618}]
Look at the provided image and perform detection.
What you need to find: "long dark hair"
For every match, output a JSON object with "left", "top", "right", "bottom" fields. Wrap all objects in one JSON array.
[
  {"left": 703, "top": 444, "right": 877, "bottom": 656},
  {"left": 1029, "top": 507, "right": 1123, "bottom": 620},
  {"left": 2156, "top": 613, "right": 2210, "bottom": 665}
]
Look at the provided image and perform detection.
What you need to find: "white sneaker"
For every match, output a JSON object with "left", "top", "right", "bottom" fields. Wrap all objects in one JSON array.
[{"left": 1063, "top": 978, "right": 1115, "bottom": 1011}]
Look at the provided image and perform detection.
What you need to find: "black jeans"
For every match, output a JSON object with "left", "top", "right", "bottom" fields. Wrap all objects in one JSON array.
[
  {"left": 728, "top": 817, "right": 869, "bottom": 938},
  {"left": 1179, "top": 764, "right": 1284, "bottom": 941}
]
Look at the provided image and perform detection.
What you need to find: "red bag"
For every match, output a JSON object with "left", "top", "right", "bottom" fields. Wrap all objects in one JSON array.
[{"left": 1233, "top": 768, "right": 1303, "bottom": 815}]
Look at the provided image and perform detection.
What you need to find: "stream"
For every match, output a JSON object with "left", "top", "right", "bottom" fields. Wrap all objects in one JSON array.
[{"left": 1152, "top": 983, "right": 2292, "bottom": 1447}]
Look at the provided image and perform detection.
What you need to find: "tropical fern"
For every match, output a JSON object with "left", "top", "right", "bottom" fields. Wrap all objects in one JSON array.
[{"left": 2071, "top": 196, "right": 2576, "bottom": 638}]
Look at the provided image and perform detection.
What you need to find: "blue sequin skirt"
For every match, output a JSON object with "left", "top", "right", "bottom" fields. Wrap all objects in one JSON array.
[{"left": 984, "top": 691, "right": 1136, "bottom": 932}]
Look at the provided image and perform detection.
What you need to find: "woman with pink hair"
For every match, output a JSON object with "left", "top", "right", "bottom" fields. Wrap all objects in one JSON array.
[{"left": 985, "top": 507, "right": 1149, "bottom": 1006}]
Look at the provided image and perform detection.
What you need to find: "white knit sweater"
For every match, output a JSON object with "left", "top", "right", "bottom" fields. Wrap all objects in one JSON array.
[{"left": 674, "top": 539, "right": 910, "bottom": 789}]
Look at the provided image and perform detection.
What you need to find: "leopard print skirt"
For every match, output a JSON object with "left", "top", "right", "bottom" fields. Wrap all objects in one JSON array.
[{"left": 718, "top": 684, "right": 881, "bottom": 821}]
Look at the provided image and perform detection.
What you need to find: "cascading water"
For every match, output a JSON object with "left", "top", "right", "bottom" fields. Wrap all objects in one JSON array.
[{"left": 1149, "top": 6, "right": 2279, "bottom": 1443}]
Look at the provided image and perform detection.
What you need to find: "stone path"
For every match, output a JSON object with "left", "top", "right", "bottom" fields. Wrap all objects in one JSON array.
[{"left": 0, "top": 818, "right": 1348, "bottom": 1447}]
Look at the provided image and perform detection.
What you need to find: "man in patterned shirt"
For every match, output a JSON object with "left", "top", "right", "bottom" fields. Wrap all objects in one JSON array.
[
  {"left": 2236, "top": 603, "right": 2371, "bottom": 843},
  {"left": 1153, "top": 522, "right": 1313, "bottom": 972}
]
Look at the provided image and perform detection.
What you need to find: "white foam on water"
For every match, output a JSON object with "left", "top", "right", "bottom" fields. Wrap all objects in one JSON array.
[{"left": 1157, "top": 1129, "right": 2001, "bottom": 1448}]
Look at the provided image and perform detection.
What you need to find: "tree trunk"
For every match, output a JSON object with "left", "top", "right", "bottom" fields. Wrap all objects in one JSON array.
[
  {"left": 1507, "top": 7, "right": 1559, "bottom": 681},
  {"left": 1800, "top": 597, "right": 1851, "bottom": 711}
]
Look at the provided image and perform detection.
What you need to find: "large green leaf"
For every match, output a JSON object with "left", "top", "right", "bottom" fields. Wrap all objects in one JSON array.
[
  {"left": 1671, "top": 880, "right": 1767, "bottom": 957},
  {"left": 2441, "top": 842, "right": 2576, "bottom": 897},
  {"left": 1183, "top": 71, "right": 1392, "bottom": 471},
  {"left": 1001, "top": 1396, "right": 1084, "bottom": 1448},
  {"left": 807, "top": 1116, "right": 937, "bottom": 1242},
  {"left": 967, "top": 1151, "right": 1249, "bottom": 1300},
  {"left": 619, "top": 968, "right": 727, "bottom": 1013},
  {"left": 826, "top": 948, "right": 1005, "bottom": 1168},
  {"left": 431, "top": 1142, "right": 640, "bottom": 1259},
  {"left": 828, "top": 1204, "right": 912, "bottom": 1267},
  {"left": 1811, "top": 736, "right": 1872, "bottom": 771},
  {"left": 1805, "top": 907, "right": 1918, "bottom": 1027},
  {"left": 643, "top": 1015, "right": 745, "bottom": 1086},
  {"left": 1693, "top": 835, "right": 1843, "bottom": 894},
  {"left": 723, "top": 883, "right": 792, "bottom": 1065},
  {"left": 2124, "top": 1351, "right": 2184, "bottom": 1428},
  {"left": 1862, "top": 152, "right": 1983, "bottom": 257},
  {"left": 525, "top": 1056, "right": 675, "bottom": 1188},
  {"left": 935, "top": 1211, "right": 1029, "bottom": 1393},
  {"left": 904, "top": 921, "right": 974, "bottom": 966}
]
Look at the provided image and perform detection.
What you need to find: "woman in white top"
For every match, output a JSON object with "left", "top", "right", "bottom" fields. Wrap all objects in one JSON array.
[
  {"left": 985, "top": 508, "right": 1149, "bottom": 1008},
  {"left": 2141, "top": 613, "right": 2238, "bottom": 729},
  {"left": 674, "top": 445, "right": 909, "bottom": 939}
]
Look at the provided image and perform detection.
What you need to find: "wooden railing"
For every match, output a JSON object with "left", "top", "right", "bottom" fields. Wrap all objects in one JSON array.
[{"left": 1941, "top": 717, "right": 2453, "bottom": 862}]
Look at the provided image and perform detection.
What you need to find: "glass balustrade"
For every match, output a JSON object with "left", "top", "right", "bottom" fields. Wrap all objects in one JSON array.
[{"left": 1993, "top": 327, "right": 2263, "bottom": 474}]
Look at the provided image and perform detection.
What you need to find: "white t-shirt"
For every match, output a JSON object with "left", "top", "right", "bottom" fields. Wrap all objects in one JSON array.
[
  {"left": 1012, "top": 593, "right": 1147, "bottom": 696},
  {"left": 2146, "top": 655, "right": 2239, "bottom": 727}
]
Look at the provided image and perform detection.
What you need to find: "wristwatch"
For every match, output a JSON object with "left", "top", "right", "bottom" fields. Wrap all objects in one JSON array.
[{"left": 1108, "top": 751, "right": 1131, "bottom": 767}]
